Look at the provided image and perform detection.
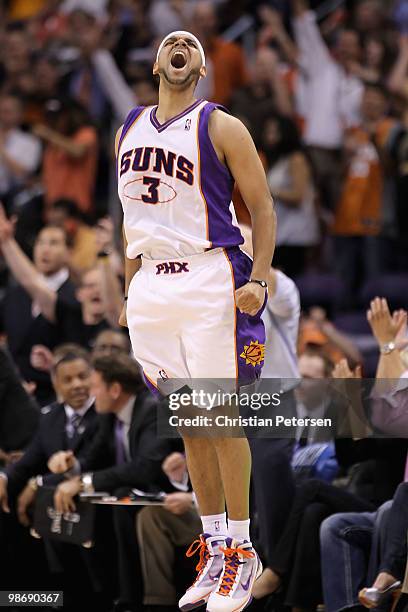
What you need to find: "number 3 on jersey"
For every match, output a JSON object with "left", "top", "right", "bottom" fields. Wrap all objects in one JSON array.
[{"left": 142, "top": 176, "right": 160, "bottom": 204}]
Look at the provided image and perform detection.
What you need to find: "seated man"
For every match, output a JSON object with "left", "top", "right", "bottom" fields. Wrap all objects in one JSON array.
[
  {"left": 0, "top": 345, "right": 99, "bottom": 590},
  {"left": 321, "top": 482, "right": 408, "bottom": 612},
  {"left": 137, "top": 451, "right": 201, "bottom": 611},
  {"left": 0, "top": 346, "right": 98, "bottom": 516},
  {"left": 51, "top": 353, "right": 173, "bottom": 611}
]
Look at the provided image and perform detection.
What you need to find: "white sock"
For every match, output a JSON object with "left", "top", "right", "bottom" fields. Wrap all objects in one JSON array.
[
  {"left": 228, "top": 518, "right": 250, "bottom": 542},
  {"left": 201, "top": 512, "right": 227, "bottom": 537}
]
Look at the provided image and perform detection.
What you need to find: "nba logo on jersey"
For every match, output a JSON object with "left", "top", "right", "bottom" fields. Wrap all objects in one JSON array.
[{"left": 184, "top": 118, "right": 191, "bottom": 131}]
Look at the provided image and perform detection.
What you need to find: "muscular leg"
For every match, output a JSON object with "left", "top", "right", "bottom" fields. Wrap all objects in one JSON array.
[
  {"left": 183, "top": 435, "right": 225, "bottom": 515},
  {"left": 212, "top": 436, "right": 251, "bottom": 520}
]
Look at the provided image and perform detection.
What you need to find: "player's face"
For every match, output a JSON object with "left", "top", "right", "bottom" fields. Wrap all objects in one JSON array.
[{"left": 153, "top": 35, "right": 206, "bottom": 88}]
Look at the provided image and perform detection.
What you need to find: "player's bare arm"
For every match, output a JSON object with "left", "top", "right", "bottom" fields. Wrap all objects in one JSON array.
[
  {"left": 116, "top": 125, "right": 142, "bottom": 327},
  {"left": 209, "top": 110, "right": 276, "bottom": 316}
]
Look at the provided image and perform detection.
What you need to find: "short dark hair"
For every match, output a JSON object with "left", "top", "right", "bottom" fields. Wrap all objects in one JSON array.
[
  {"left": 53, "top": 344, "right": 91, "bottom": 373},
  {"left": 92, "top": 354, "right": 143, "bottom": 394},
  {"left": 52, "top": 198, "right": 83, "bottom": 220},
  {"left": 37, "top": 224, "right": 70, "bottom": 247}
]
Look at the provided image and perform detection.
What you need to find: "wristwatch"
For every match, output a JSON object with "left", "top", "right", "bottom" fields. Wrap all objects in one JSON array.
[
  {"left": 380, "top": 341, "right": 396, "bottom": 355},
  {"left": 81, "top": 473, "right": 94, "bottom": 494},
  {"left": 28, "top": 476, "right": 42, "bottom": 491},
  {"left": 249, "top": 278, "right": 267, "bottom": 289}
]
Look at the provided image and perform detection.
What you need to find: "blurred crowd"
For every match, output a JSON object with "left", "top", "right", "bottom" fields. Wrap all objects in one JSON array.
[{"left": 0, "top": 1, "right": 408, "bottom": 612}]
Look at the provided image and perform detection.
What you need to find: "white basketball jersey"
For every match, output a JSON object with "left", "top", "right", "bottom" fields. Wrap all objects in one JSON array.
[{"left": 117, "top": 99, "right": 243, "bottom": 259}]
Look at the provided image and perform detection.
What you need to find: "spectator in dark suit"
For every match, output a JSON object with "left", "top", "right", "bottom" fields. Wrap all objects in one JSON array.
[
  {"left": 0, "top": 346, "right": 97, "bottom": 519},
  {"left": 0, "top": 345, "right": 99, "bottom": 594},
  {"left": 52, "top": 354, "right": 171, "bottom": 611},
  {"left": 0, "top": 346, "right": 39, "bottom": 460},
  {"left": 0, "top": 217, "right": 77, "bottom": 404}
]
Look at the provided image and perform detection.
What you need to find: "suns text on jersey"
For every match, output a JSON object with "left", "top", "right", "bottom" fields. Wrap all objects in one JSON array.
[{"left": 120, "top": 146, "right": 194, "bottom": 186}]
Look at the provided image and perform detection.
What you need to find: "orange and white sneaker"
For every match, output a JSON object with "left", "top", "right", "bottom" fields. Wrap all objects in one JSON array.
[
  {"left": 206, "top": 538, "right": 263, "bottom": 612},
  {"left": 179, "top": 534, "right": 225, "bottom": 611}
]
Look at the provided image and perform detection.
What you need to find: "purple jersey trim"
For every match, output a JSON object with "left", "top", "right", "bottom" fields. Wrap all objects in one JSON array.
[
  {"left": 116, "top": 105, "right": 146, "bottom": 176},
  {"left": 150, "top": 99, "right": 203, "bottom": 132},
  {"left": 143, "top": 371, "right": 161, "bottom": 397},
  {"left": 197, "top": 103, "right": 243, "bottom": 249},
  {"left": 224, "top": 247, "right": 266, "bottom": 386}
]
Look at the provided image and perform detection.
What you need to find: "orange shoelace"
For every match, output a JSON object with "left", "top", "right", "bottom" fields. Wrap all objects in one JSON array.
[
  {"left": 186, "top": 536, "right": 210, "bottom": 581},
  {"left": 217, "top": 545, "right": 254, "bottom": 596}
]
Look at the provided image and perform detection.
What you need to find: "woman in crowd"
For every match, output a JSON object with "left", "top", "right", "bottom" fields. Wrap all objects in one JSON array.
[
  {"left": 34, "top": 98, "right": 98, "bottom": 218},
  {"left": 262, "top": 114, "right": 319, "bottom": 278}
]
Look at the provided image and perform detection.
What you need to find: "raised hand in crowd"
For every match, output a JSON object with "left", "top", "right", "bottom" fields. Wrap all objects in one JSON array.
[
  {"left": 309, "top": 306, "right": 362, "bottom": 367},
  {"left": 367, "top": 298, "right": 406, "bottom": 346},
  {"left": 367, "top": 298, "right": 407, "bottom": 380},
  {"left": 258, "top": 5, "right": 298, "bottom": 65},
  {"left": 393, "top": 309, "right": 408, "bottom": 351},
  {"left": 332, "top": 359, "right": 362, "bottom": 379}
]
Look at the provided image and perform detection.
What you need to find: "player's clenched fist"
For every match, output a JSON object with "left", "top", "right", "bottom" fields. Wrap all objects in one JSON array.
[{"left": 235, "top": 282, "right": 266, "bottom": 317}]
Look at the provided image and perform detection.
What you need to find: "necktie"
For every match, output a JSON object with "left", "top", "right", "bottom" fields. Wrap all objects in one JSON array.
[
  {"left": 298, "top": 424, "right": 310, "bottom": 448},
  {"left": 114, "top": 418, "right": 126, "bottom": 465},
  {"left": 67, "top": 413, "right": 82, "bottom": 440}
]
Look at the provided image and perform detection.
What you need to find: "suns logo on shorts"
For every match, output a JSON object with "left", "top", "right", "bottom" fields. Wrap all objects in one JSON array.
[{"left": 240, "top": 340, "right": 265, "bottom": 367}]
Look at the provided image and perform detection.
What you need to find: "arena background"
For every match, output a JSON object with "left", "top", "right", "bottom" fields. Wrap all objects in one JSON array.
[{"left": 0, "top": 1, "right": 408, "bottom": 612}]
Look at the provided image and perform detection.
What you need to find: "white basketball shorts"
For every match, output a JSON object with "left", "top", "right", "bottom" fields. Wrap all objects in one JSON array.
[{"left": 126, "top": 247, "right": 266, "bottom": 395}]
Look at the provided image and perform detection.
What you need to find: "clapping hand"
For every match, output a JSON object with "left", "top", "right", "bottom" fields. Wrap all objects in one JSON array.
[
  {"left": 367, "top": 298, "right": 407, "bottom": 346},
  {"left": 332, "top": 359, "right": 362, "bottom": 379}
]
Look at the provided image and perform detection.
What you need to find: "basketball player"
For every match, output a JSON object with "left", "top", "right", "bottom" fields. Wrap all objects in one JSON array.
[{"left": 117, "top": 31, "right": 276, "bottom": 612}]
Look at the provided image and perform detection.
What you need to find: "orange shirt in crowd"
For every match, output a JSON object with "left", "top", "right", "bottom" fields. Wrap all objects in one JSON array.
[
  {"left": 332, "top": 119, "right": 395, "bottom": 237},
  {"left": 208, "top": 38, "right": 248, "bottom": 106},
  {"left": 42, "top": 127, "right": 98, "bottom": 216},
  {"left": 7, "top": 0, "right": 46, "bottom": 19}
]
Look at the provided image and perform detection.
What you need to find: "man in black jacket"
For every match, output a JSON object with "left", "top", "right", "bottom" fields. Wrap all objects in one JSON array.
[
  {"left": 0, "top": 346, "right": 99, "bottom": 593},
  {"left": 0, "top": 346, "right": 98, "bottom": 519},
  {"left": 1, "top": 223, "right": 77, "bottom": 404},
  {"left": 52, "top": 354, "right": 171, "bottom": 611}
]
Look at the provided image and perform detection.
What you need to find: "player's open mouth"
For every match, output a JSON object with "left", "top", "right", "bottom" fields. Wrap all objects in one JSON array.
[{"left": 171, "top": 50, "right": 187, "bottom": 69}]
